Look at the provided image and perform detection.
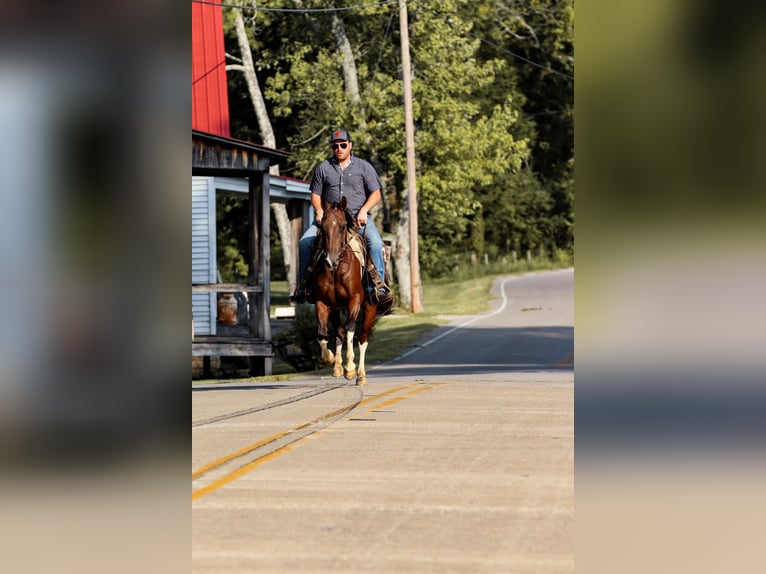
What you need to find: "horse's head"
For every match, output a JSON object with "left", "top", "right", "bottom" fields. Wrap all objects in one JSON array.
[{"left": 319, "top": 198, "right": 352, "bottom": 272}]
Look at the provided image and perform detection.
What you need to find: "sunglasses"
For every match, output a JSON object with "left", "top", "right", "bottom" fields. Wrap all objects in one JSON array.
[{"left": 331, "top": 142, "right": 349, "bottom": 150}]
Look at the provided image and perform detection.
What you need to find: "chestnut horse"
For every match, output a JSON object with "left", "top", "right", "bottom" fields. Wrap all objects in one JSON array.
[{"left": 312, "top": 198, "right": 377, "bottom": 385}]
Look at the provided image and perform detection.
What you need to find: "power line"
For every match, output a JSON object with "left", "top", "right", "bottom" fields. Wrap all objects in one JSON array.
[
  {"left": 192, "top": 59, "right": 227, "bottom": 86},
  {"left": 411, "top": 2, "right": 573, "bottom": 82},
  {"left": 191, "top": 0, "right": 395, "bottom": 13},
  {"left": 192, "top": 0, "right": 572, "bottom": 81},
  {"left": 468, "top": 32, "right": 574, "bottom": 81}
]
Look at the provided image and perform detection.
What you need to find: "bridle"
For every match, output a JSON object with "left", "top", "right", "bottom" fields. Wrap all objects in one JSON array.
[{"left": 318, "top": 206, "right": 350, "bottom": 272}]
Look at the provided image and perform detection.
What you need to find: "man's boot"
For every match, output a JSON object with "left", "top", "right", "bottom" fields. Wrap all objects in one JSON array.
[
  {"left": 365, "top": 261, "right": 394, "bottom": 311},
  {"left": 290, "top": 267, "right": 314, "bottom": 304}
]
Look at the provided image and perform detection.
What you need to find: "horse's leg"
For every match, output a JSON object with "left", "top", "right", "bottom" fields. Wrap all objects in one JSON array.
[
  {"left": 331, "top": 310, "right": 345, "bottom": 378},
  {"left": 343, "top": 327, "right": 356, "bottom": 381},
  {"left": 342, "top": 299, "right": 362, "bottom": 381},
  {"left": 356, "top": 302, "right": 378, "bottom": 385},
  {"left": 316, "top": 302, "right": 335, "bottom": 364}
]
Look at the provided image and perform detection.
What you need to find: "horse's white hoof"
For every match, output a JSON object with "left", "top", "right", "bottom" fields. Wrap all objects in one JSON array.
[
  {"left": 333, "top": 366, "right": 344, "bottom": 378},
  {"left": 344, "top": 369, "right": 357, "bottom": 381}
]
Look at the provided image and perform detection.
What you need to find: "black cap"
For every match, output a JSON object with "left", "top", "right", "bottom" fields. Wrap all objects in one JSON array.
[{"left": 330, "top": 129, "right": 351, "bottom": 142}]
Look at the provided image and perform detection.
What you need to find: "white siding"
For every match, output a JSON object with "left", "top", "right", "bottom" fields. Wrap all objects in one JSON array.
[
  {"left": 191, "top": 175, "right": 312, "bottom": 339},
  {"left": 192, "top": 177, "right": 216, "bottom": 336},
  {"left": 215, "top": 175, "right": 311, "bottom": 200}
]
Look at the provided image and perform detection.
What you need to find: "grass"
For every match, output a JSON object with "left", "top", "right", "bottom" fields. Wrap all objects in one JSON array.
[
  {"left": 361, "top": 313, "right": 447, "bottom": 364},
  {"left": 269, "top": 275, "right": 497, "bottom": 318},
  {"left": 421, "top": 276, "right": 497, "bottom": 315},
  {"left": 196, "top": 258, "right": 571, "bottom": 383},
  {"left": 260, "top": 274, "right": 503, "bottom": 379}
]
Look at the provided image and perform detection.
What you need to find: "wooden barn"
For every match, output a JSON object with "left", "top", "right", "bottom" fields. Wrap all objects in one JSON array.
[{"left": 192, "top": 1, "right": 311, "bottom": 376}]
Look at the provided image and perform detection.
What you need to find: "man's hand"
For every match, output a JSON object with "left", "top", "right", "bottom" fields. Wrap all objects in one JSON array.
[
  {"left": 315, "top": 210, "right": 324, "bottom": 224},
  {"left": 356, "top": 208, "right": 369, "bottom": 227}
]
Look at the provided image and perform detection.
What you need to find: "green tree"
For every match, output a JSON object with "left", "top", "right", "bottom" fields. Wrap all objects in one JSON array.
[
  {"left": 219, "top": 0, "right": 573, "bottom": 288},
  {"left": 406, "top": 2, "right": 528, "bottom": 275},
  {"left": 469, "top": 0, "right": 574, "bottom": 251}
]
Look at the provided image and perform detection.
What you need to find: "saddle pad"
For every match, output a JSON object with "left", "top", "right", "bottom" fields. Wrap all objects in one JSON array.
[{"left": 347, "top": 231, "right": 366, "bottom": 270}]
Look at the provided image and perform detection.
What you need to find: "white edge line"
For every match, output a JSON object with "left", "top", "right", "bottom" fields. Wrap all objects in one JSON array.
[{"left": 374, "top": 276, "right": 512, "bottom": 368}]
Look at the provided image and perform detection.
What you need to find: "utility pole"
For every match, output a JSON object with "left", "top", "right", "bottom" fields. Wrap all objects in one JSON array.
[{"left": 399, "top": 0, "right": 423, "bottom": 313}]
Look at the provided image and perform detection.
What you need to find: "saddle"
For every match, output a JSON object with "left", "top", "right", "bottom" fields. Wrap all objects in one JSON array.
[
  {"left": 346, "top": 231, "right": 366, "bottom": 274},
  {"left": 343, "top": 230, "right": 388, "bottom": 306},
  {"left": 296, "top": 229, "right": 391, "bottom": 311}
]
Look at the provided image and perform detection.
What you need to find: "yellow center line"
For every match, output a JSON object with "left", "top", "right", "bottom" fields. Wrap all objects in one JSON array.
[
  {"left": 356, "top": 382, "right": 424, "bottom": 407},
  {"left": 192, "top": 382, "right": 422, "bottom": 480},
  {"left": 192, "top": 439, "right": 304, "bottom": 501},
  {"left": 543, "top": 352, "right": 574, "bottom": 368},
  {"left": 192, "top": 381, "right": 445, "bottom": 501},
  {"left": 192, "top": 430, "right": 291, "bottom": 480},
  {"left": 366, "top": 383, "right": 445, "bottom": 412}
]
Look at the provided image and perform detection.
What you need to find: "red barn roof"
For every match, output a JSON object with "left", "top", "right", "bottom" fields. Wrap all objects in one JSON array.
[{"left": 192, "top": 0, "right": 230, "bottom": 137}]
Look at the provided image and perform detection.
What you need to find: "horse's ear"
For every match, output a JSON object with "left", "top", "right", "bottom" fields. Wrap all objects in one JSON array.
[
  {"left": 322, "top": 198, "right": 329, "bottom": 212},
  {"left": 346, "top": 210, "right": 357, "bottom": 231},
  {"left": 340, "top": 196, "right": 347, "bottom": 211}
]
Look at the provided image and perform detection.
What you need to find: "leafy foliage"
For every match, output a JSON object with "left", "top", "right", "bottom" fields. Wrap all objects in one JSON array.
[
  {"left": 215, "top": 195, "right": 248, "bottom": 282},
  {"left": 221, "top": 0, "right": 574, "bottom": 282}
]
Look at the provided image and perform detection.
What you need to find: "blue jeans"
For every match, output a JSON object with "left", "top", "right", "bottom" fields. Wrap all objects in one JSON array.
[{"left": 298, "top": 220, "right": 386, "bottom": 288}]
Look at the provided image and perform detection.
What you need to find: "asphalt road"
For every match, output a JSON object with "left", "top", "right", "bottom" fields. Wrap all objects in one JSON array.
[{"left": 192, "top": 269, "right": 573, "bottom": 573}]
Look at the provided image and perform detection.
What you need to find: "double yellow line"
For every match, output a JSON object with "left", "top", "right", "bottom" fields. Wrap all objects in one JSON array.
[{"left": 192, "top": 382, "right": 444, "bottom": 501}]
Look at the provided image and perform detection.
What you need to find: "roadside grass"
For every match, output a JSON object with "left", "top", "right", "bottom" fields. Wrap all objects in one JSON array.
[
  {"left": 265, "top": 276, "right": 496, "bottom": 374},
  {"left": 420, "top": 276, "right": 496, "bottom": 316},
  {"left": 269, "top": 275, "right": 496, "bottom": 319},
  {"left": 195, "top": 257, "right": 571, "bottom": 383},
  {"left": 355, "top": 276, "right": 499, "bottom": 366}
]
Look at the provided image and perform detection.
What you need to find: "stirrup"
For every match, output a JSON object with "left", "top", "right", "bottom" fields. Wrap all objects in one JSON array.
[
  {"left": 289, "top": 289, "right": 305, "bottom": 304},
  {"left": 367, "top": 282, "right": 392, "bottom": 306},
  {"left": 376, "top": 296, "right": 394, "bottom": 316},
  {"left": 290, "top": 274, "right": 312, "bottom": 304},
  {"left": 375, "top": 285, "right": 393, "bottom": 304}
]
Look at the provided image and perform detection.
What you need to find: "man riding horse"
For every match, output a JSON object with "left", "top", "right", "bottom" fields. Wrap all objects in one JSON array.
[{"left": 291, "top": 128, "right": 394, "bottom": 309}]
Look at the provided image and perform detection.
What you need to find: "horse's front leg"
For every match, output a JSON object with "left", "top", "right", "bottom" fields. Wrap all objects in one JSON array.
[
  {"left": 342, "top": 305, "right": 360, "bottom": 381},
  {"left": 356, "top": 302, "right": 378, "bottom": 385},
  {"left": 357, "top": 341, "right": 368, "bottom": 385},
  {"left": 316, "top": 302, "right": 335, "bottom": 365},
  {"left": 342, "top": 328, "right": 356, "bottom": 381},
  {"left": 332, "top": 311, "right": 344, "bottom": 378}
]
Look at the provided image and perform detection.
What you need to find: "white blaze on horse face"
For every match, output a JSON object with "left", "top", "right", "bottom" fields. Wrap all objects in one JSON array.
[{"left": 324, "top": 218, "right": 343, "bottom": 271}]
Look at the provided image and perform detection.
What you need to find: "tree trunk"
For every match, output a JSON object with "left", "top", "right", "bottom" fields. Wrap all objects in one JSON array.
[
  {"left": 393, "top": 209, "right": 412, "bottom": 310},
  {"left": 233, "top": 11, "right": 297, "bottom": 291},
  {"left": 331, "top": 14, "right": 369, "bottom": 142},
  {"left": 272, "top": 203, "right": 295, "bottom": 293},
  {"left": 234, "top": 12, "right": 276, "bottom": 151},
  {"left": 331, "top": 14, "right": 361, "bottom": 106}
]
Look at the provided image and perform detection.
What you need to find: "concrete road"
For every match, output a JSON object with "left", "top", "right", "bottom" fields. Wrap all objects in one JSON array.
[{"left": 192, "top": 269, "right": 573, "bottom": 573}]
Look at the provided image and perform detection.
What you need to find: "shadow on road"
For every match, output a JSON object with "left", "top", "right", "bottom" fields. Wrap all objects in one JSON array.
[{"left": 372, "top": 324, "right": 574, "bottom": 377}]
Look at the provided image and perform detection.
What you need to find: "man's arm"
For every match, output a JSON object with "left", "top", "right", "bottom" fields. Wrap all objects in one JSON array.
[
  {"left": 356, "top": 188, "right": 381, "bottom": 226},
  {"left": 311, "top": 192, "right": 324, "bottom": 223},
  {"left": 308, "top": 164, "right": 325, "bottom": 223}
]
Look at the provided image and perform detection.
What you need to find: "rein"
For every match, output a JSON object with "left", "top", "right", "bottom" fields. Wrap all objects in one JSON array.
[{"left": 317, "top": 210, "right": 352, "bottom": 268}]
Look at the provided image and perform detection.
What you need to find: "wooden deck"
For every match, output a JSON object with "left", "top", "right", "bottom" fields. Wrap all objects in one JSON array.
[{"left": 191, "top": 336, "right": 272, "bottom": 357}]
